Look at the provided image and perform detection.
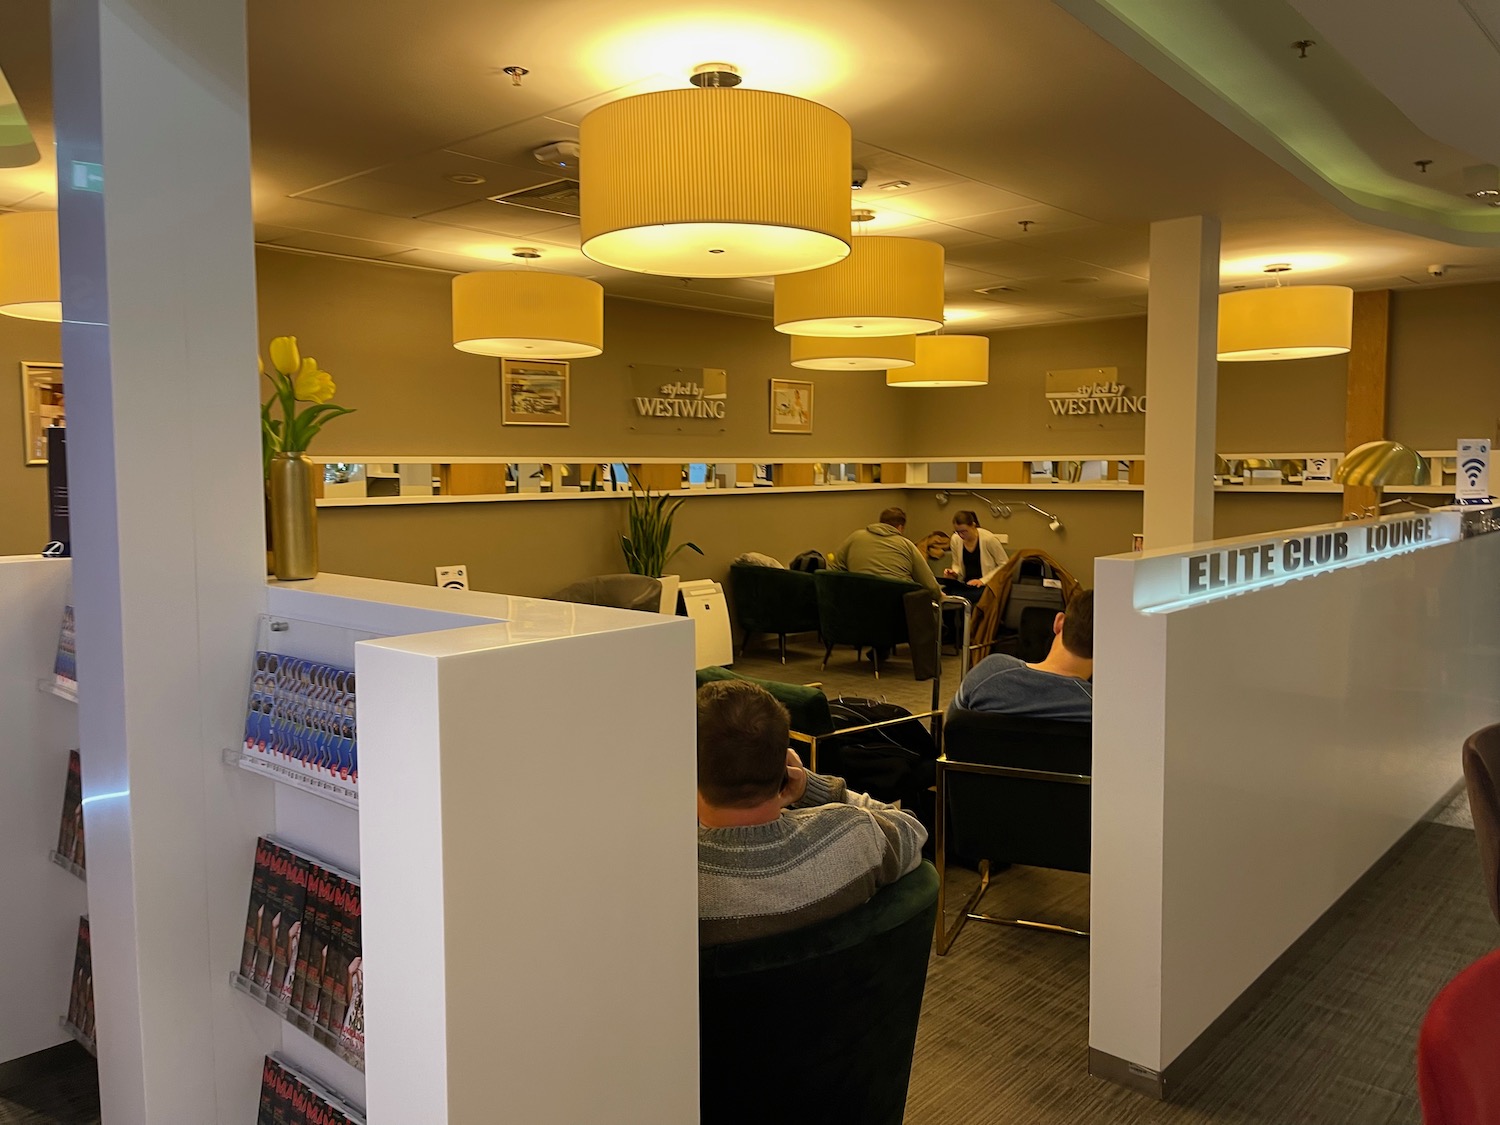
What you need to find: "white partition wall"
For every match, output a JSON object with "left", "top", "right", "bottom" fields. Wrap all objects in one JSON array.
[
  {"left": 356, "top": 592, "right": 700, "bottom": 1125},
  {"left": 1090, "top": 512, "right": 1500, "bottom": 1094},
  {"left": 0, "top": 557, "right": 86, "bottom": 1067}
]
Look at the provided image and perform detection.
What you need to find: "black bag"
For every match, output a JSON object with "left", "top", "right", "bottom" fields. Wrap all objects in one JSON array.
[
  {"left": 1001, "top": 557, "right": 1067, "bottom": 632},
  {"left": 820, "top": 697, "right": 937, "bottom": 812},
  {"left": 789, "top": 549, "right": 827, "bottom": 573}
]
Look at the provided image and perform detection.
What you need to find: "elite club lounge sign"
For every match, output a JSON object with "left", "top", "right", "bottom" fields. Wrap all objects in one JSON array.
[{"left": 1130, "top": 511, "right": 1463, "bottom": 613}]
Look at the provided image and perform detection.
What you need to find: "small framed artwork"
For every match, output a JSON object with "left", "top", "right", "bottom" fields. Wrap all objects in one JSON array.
[
  {"left": 501, "top": 359, "right": 570, "bottom": 426},
  {"left": 769, "top": 378, "right": 813, "bottom": 434},
  {"left": 20, "top": 361, "right": 65, "bottom": 465}
]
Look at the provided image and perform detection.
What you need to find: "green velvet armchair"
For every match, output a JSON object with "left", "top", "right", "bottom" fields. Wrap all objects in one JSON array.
[
  {"left": 726, "top": 563, "right": 820, "bottom": 663},
  {"left": 812, "top": 569, "right": 923, "bottom": 677},
  {"left": 699, "top": 861, "right": 940, "bottom": 1125}
]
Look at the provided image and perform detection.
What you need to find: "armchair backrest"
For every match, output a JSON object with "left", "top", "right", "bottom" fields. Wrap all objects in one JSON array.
[
  {"left": 1463, "top": 724, "right": 1500, "bottom": 925},
  {"left": 699, "top": 861, "right": 939, "bottom": 1125},
  {"left": 695, "top": 666, "right": 835, "bottom": 738},
  {"left": 941, "top": 708, "right": 1092, "bottom": 873},
  {"left": 726, "top": 563, "right": 820, "bottom": 636},
  {"left": 813, "top": 570, "right": 922, "bottom": 649}
]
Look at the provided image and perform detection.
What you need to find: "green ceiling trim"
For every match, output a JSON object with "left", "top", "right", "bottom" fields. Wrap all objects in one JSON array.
[{"left": 1057, "top": 0, "right": 1500, "bottom": 241}]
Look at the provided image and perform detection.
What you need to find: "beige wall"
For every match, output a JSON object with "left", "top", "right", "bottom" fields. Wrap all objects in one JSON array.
[
  {"left": 8, "top": 255, "right": 1496, "bottom": 593},
  {"left": 0, "top": 316, "right": 62, "bottom": 556},
  {"left": 1389, "top": 281, "right": 1500, "bottom": 449}
]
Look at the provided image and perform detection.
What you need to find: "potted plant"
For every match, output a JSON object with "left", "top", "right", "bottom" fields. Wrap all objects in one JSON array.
[{"left": 620, "top": 470, "right": 702, "bottom": 613}]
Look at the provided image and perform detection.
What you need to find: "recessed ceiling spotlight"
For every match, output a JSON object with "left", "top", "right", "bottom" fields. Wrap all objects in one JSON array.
[
  {"left": 879, "top": 180, "right": 910, "bottom": 191},
  {"left": 447, "top": 173, "right": 488, "bottom": 186}
]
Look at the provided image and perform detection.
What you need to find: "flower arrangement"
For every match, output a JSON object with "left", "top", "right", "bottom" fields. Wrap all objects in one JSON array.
[
  {"left": 620, "top": 470, "right": 703, "bottom": 578},
  {"left": 260, "top": 336, "right": 354, "bottom": 475}
]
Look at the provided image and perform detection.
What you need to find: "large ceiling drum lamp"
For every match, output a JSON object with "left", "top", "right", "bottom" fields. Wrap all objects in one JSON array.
[
  {"left": 0, "top": 210, "right": 61, "bottom": 322},
  {"left": 452, "top": 258, "right": 604, "bottom": 358},
  {"left": 1217, "top": 266, "right": 1352, "bottom": 361},
  {"left": 886, "top": 334, "right": 989, "bottom": 387},
  {"left": 774, "top": 235, "right": 945, "bottom": 336},
  {"left": 789, "top": 333, "right": 916, "bottom": 370},
  {"left": 579, "top": 65, "right": 852, "bottom": 279}
]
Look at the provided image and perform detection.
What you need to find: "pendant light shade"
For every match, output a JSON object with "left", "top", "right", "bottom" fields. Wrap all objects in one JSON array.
[
  {"left": 886, "top": 335, "right": 989, "bottom": 387},
  {"left": 1217, "top": 285, "right": 1353, "bottom": 361},
  {"left": 774, "top": 236, "right": 945, "bottom": 336},
  {"left": 790, "top": 334, "right": 916, "bottom": 370},
  {"left": 579, "top": 87, "right": 851, "bottom": 279},
  {"left": 0, "top": 211, "right": 61, "bottom": 322},
  {"left": 452, "top": 271, "right": 604, "bottom": 359}
]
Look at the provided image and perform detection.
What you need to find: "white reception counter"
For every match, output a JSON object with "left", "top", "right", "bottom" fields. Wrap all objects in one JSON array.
[{"left": 1090, "top": 508, "right": 1500, "bottom": 1096}]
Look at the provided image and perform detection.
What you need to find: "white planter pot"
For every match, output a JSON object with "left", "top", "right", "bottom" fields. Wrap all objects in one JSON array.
[{"left": 657, "top": 574, "right": 680, "bottom": 615}]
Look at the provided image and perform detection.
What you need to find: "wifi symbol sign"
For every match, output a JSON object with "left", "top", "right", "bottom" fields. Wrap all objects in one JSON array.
[{"left": 1462, "top": 457, "right": 1487, "bottom": 487}]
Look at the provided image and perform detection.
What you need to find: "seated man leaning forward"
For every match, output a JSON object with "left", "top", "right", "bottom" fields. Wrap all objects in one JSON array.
[
  {"left": 950, "top": 589, "right": 1094, "bottom": 721},
  {"left": 696, "top": 680, "right": 928, "bottom": 947},
  {"left": 830, "top": 506, "right": 941, "bottom": 596}
]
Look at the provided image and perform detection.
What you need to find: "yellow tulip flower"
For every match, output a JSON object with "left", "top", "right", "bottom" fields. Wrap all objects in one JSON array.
[
  {"left": 292, "top": 357, "right": 336, "bottom": 404},
  {"left": 269, "top": 336, "right": 301, "bottom": 377}
]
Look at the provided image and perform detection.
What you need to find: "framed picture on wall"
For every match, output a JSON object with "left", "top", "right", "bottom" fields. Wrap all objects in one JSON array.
[
  {"left": 20, "top": 361, "right": 65, "bottom": 465},
  {"left": 769, "top": 378, "right": 813, "bottom": 434},
  {"left": 501, "top": 359, "right": 570, "bottom": 427}
]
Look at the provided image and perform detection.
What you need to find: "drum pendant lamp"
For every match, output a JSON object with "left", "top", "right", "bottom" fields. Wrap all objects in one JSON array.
[
  {"left": 886, "top": 334, "right": 989, "bottom": 387},
  {"left": 0, "top": 211, "right": 61, "bottom": 322},
  {"left": 1218, "top": 269, "right": 1352, "bottom": 361},
  {"left": 789, "top": 334, "right": 917, "bottom": 370},
  {"left": 452, "top": 266, "right": 604, "bottom": 359},
  {"left": 774, "top": 235, "right": 945, "bottom": 336},
  {"left": 579, "top": 67, "right": 852, "bottom": 279}
]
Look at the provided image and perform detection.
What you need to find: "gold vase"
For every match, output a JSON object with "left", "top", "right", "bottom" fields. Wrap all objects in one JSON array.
[{"left": 268, "top": 451, "right": 318, "bottom": 581}]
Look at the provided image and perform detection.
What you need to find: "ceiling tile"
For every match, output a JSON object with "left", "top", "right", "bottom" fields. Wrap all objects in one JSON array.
[
  {"left": 850, "top": 143, "right": 969, "bottom": 195},
  {"left": 945, "top": 240, "right": 1091, "bottom": 280},
  {"left": 267, "top": 231, "right": 412, "bottom": 259},
  {"left": 292, "top": 150, "right": 556, "bottom": 219},
  {"left": 948, "top": 203, "right": 1103, "bottom": 240},
  {"left": 885, "top": 181, "right": 1041, "bottom": 222},
  {"left": 441, "top": 115, "right": 585, "bottom": 166},
  {"left": 420, "top": 199, "right": 583, "bottom": 238}
]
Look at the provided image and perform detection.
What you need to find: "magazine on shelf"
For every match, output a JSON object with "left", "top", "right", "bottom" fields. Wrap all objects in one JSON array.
[
  {"left": 257, "top": 1054, "right": 366, "bottom": 1125},
  {"left": 241, "top": 837, "right": 274, "bottom": 980},
  {"left": 55, "top": 750, "right": 85, "bottom": 870},
  {"left": 65, "top": 915, "right": 93, "bottom": 1044},
  {"left": 235, "top": 839, "right": 364, "bottom": 1064},
  {"left": 53, "top": 605, "right": 76, "bottom": 692},
  {"left": 243, "top": 651, "right": 358, "bottom": 789}
]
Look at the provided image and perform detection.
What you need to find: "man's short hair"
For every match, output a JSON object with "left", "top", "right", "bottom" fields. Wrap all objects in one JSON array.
[
  {"left": 697, "top": 680, "right": 791, "bottom": 808},
  {"left": 878, "top": 506, "right": 907, "bottom": 529},
  {"left": 1061, "top": 589, "right": 1094, "bottom": 660}
]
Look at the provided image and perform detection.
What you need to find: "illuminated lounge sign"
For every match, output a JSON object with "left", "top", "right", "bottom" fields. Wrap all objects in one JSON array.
[{"left": 1132, "top": 511, "right": 1462, "bottom": 613}]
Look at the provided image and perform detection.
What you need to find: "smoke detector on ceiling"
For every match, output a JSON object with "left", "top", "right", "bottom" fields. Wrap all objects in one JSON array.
[{"left": 534, "top": 141, "right": 581, "bottom": 171}]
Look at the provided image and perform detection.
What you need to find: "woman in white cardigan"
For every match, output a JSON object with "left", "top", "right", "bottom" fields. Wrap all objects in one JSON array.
[{"left": 943, "top": 510, "right": 1008, "bottom": 592}]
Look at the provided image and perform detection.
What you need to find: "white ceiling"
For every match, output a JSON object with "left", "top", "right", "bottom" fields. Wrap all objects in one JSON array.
[{"left": 3, "top": 0, "right": 1500, "bottom": 330}]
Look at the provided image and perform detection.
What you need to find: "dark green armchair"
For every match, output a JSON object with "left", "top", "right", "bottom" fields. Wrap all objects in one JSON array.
[
  {"left": 699, "top": 861, "right": 939, "bottom": 1125},
  {"left": 726, "top": 563, "right": 820, "bottom": 662},
  {"left": 813, "top": 570, "right": 923, "bottom": 677},
  {"left": 695, "top": 666, "right": 833, "bottom": 764}
]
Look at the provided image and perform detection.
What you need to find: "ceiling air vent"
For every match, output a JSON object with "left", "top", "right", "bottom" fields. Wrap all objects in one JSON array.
[
  {"left": 974, "top": 284, "right": 1024, "bottom": 300},
  {"left": 487, "top": 178, "right": 581, "bottom": 219}
]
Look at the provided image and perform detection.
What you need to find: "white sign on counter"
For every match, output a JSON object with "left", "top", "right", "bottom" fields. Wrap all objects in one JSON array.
[{"left": 1129, "top": 510, "right": 1462, "bottom": 613}]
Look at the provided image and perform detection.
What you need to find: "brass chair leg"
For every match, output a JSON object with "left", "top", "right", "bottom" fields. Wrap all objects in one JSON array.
[
  {"left": 779, "top": 634, "right": 788, "bottom": 664},
  {"left": 936, "top": 860, "right": 992, "bottom": 955}
]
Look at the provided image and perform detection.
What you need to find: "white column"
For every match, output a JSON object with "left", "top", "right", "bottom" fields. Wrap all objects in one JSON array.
[
  {"left": 1143, "top": 216, "right": 1219, "bottom": 548},
  {"left": 51, "top": 2, "right": 267, "bottom": 1122}
]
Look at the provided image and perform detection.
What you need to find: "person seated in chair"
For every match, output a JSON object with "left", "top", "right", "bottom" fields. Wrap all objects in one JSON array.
[
  {"left": 940, "top": 509, "right": 1008, "bottom": 603},
  {"left": 950, "top": 590, "right": 1094, "bottom": 721},
  {"left": 831, "top": 506, "right": 941, "bottom": 597},
  {"left": 696, "top": 680, "right": 927, "bottom": 947}
]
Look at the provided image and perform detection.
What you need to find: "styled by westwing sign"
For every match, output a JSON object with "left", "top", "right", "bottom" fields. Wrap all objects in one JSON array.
[
  {"left": 1131, "top": 511, "right": 1462, "bottom": 612},
  {"left": 1045, "top": 366, "right": 1145, "bottom": 432}
]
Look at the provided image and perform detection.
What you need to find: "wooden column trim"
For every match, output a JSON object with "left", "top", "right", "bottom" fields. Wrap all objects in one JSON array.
[{"left": 1343, "top": 289, "right": 1391, "bottom": 516}]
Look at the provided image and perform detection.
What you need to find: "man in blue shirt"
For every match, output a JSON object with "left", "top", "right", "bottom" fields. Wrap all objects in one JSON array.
[{"left": 950, "top": 590, "right": 1093, "bottom": 721}]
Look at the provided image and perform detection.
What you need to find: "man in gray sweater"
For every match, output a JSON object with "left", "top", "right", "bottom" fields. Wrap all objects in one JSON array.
[
  {"left": 696, "top": 680, "right": 927, "bottom": 947},
  {"left": 831, "top": 506, "right": 942, "bottom": 596}
]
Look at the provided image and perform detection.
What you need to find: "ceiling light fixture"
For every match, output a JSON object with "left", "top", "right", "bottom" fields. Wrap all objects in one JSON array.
[
  {"left": 1217, "top": 264, "right": 1352, "bottom": 362},
  {"left": 578, "top": 64, "right": 851, "bottom": 279},
  {"left": 789, "top": 333, "right": 916, "bottom": 370},
  {"left": 0, "top": 211, "right": 60, "bottom": 322},
  {"left": 886, "top": 334, "right": 989, "bottom": 387},
  {"left": 451, "top": 250, "right": 603, "bottom": 359},
  {"left": 774, "top": 235, "right": 944, "bottom": 336}
]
